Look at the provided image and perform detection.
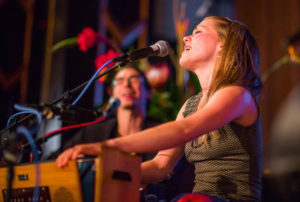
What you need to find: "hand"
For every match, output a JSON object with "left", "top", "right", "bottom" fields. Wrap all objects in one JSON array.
[{"left": 56, "top": 142, "right": 101, "bottom": 167}]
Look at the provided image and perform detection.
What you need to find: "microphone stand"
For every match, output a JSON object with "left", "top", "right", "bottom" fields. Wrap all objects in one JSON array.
[
  {"left": 0, "top": 40, "right": 166, "bottom": 135},
  {"left": 261, "top": 54, "right": 300, "bottom": 83},
  {"left": 261, "top": 55, "right": 290, "bottom": 83},
  {"left": 0, "top": 61, "right": 125, "bottom": 136},
  {"left": 0, "top": 60, "right": 126, "bottom": 168}
]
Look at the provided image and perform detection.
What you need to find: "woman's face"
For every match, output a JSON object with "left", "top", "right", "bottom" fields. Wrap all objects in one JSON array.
[
  {"left": 112, "top": 68, "right": 148, "bottom": 109},
  {"left": 179, "top": 18, "right": 222, "bottom": 71}
]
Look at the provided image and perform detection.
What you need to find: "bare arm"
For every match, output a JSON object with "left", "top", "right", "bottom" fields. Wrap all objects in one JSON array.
[
  {"left": 139, "top": 100, "right": 188, "bottom": 184},
  {"left": 141, "top": 147, "right": 184, "bottom": 184},
  {"left": 57, "top": 86, "right": 257, "bottom": 168},
  {"left": 104, "top": 86, "right": 258, "bottom": 153}
]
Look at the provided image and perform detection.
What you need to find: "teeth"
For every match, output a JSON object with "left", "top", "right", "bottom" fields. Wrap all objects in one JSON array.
[{"left": 185, "top": 47, "right": 191, "bottom": 50}]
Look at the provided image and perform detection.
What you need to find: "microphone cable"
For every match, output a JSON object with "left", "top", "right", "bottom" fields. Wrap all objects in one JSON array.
[
  {"left": 71, "top": 59, "right": 114, "bottom": 106},
  {"left": 43, "top": 116, "right": 106, "bottom": 139}
]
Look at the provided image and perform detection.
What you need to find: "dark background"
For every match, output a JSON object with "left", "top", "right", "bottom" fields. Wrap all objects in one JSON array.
[{"left": 0, "top": 0, "right": 299, "bottom": 200}]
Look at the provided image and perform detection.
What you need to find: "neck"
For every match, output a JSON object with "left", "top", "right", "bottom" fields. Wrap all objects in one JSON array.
[
  {"left": 117, "top": 106, "right": 146, "bottom": 136},
  {"left": 194, "top": 63, "right": 215, "bottom": 95}
]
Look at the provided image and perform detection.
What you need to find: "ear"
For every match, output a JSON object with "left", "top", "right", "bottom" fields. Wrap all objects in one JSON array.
[{"left": 216, "top": 43, "right": 223, "bottom": 55}]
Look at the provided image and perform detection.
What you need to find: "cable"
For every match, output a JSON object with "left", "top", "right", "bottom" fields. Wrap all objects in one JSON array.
[
  {"left": 14, "top": 104, "right": 42, "bottom": 125},
  {"left": 6, "top": 105, "right": 43, "bottom": 200},
  {"left": 7, "top": 111, "right": 36, "bottom": 127},
  {"left": 44, "top": 116, "right": 106, "bottom": 138},
  {"left": 13, "top": 104, "right": 43, "bottom": 135},
  {"left": 71, "top": 59, "right": 114, "bottom": 106},
  {"left": 16, "top": 126, "right": 40, "bottom": 202}
]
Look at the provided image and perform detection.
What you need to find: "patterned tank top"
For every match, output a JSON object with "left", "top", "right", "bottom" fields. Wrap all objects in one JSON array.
[{"left": 183, "top": 93, "right": 263, "bottom": 201}]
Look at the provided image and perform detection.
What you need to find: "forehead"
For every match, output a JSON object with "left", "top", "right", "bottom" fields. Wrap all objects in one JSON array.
[
  {"left": 115, "top": 68, "right": 140, "bottom": 78},
  {"left": 193, "top": 18, "right": 216, "bottom": 32}
]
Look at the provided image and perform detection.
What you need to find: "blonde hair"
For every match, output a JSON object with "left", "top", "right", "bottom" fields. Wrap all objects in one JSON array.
[
  {"left": 202, "top": 16, "right": 262, "bottom": 105},
  {"left": 198, "top": 16, "right": 262, "bottom": 144}
]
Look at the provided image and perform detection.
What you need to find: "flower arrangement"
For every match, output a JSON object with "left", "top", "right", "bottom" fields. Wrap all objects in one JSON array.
[
  {"left": 77, "top": 27, "right": 99, "bottom": 52},
  {"left": 52, "top": 27, "right": 117, "bottom": 53}
]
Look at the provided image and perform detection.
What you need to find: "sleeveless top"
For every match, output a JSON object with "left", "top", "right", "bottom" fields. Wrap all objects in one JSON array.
[{"left": 183, "top": 93, "right": 263, "bottom": 201}]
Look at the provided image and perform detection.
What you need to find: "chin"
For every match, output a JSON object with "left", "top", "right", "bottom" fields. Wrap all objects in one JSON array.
[
  {"left": 179, "top": 59, "right": 185, "bottom": 68},
  {"left": 122, "top": 103, "right": 135, "bottom": 109},
  {"left": 179, "top": 57, "right": 189, "bottom": 69},
  {"left": 180, "top": 58, "right": 198, "bottom": 71},
  {"left": 179, "top": 62, "right": 192, "bottom": 71}
]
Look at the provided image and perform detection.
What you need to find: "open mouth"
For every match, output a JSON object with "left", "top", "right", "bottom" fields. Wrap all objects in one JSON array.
[{"left": 184, "top": 46, "right": 192, "bottom": 51}]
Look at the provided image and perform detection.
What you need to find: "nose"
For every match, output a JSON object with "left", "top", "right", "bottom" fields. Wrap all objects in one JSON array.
[
  {"left": 183, "top": 35, "right": 192, "bottom": 42},
  {"left": 123, "top": 78, "right": 132, "bottom": 87}
]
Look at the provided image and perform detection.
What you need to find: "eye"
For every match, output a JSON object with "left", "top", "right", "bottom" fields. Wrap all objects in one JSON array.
[
  {"left": 192, "top": 30, "right": 201, "bottom": 36},
  {"left": 113, "top": 78, "right": 124, "bottom": 86}
]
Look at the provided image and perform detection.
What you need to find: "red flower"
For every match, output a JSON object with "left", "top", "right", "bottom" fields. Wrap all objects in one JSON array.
[
  {"left": 177, "top": 194, "right": 213, "bottom": 202},
  {"left": 95, "top": 49, "right": 121, "bottom": 83},
  {"left": 77, "top": 27, "right": 98, "bottom": 52},
  {"left": 145, "top": 63, "right": 170, "bottom": 89}
]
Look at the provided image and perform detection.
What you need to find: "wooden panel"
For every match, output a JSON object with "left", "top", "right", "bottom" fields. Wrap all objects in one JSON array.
[
  {"left": 0, "top": 160, "right": 83, "bottom": 202},
  {"left": 94, "top": 146, "right": 141, "bottom": 202},
  {"left": 0, "top": 146, "right": 141, "bottom": 202}
]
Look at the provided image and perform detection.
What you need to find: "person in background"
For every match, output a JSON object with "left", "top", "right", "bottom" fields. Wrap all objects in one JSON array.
[
  {"left": 57, "top": 16, "right": 263, "bottom": 202},
  {"left": 61, "top": 65, "right": 158, "bottom": 159}
]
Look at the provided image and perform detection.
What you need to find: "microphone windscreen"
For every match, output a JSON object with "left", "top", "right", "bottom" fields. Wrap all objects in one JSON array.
[{"left": 151, "top": 40, "right": 170, "bottom": 57}]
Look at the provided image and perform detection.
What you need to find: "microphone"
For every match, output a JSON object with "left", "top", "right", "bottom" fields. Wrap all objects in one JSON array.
[
  {"left": 44, "top": 97, "right": 120, "bottom": 123},
  {"left": 58, "top": 106, "right": 98, "bottom": 124},
  {"left": 19, "top": 98, "right": 120, "bottom": 152},
  {"left": 24, "top": 104, "right": 98, "bottom": 124},
  {"left": 114, "top": 40, "right": 170, "bottom": 64},
  {"left": 58, "top": 97, "right": 120, "bottom": 122},
  {"left": 99, "top": 97, "right": 120, "bottom": 117}
]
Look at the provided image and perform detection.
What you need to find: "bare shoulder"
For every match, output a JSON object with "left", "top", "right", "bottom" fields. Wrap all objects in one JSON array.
[
  {"left": 207, "top": 86, "right": 258, "bottom": 126},
  {"left": 210, "top": 86, "right": 254, "bottom": 105},
  {"left": 214, "top": 85, "right": 250, "bottom": 97}
]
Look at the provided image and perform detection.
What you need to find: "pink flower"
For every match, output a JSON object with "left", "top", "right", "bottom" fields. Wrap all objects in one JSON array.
[
  {"left": 177, "top": 194, "right": 213, "bottom": 202},
  {"left": 95, "top": 49, "right": 121, "bottom": 83},
  {"left": 145, "top": 63, "right": 170, "bottom": 89},
  {"left": 77, "top": 27, "right": 98, "bottom": 52}
]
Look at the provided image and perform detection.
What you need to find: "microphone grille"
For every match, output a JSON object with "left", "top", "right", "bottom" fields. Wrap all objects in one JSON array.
[
  {"left": 103, "top": 97, "right": 120, "bottom": 117},
  {"left": 151, "top": 40, "right": 170, "bottom": 57},
  {"left": 108, "top": 97, "right": 120, "bottom": 107}
]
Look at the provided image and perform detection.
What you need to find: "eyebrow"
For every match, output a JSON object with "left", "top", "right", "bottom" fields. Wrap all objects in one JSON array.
[
  {"left": 192, "top": 24, "right": 209, "bottom": 34},
  {"left": 114, "top": 74, "right": 141, "bottom": 80}
]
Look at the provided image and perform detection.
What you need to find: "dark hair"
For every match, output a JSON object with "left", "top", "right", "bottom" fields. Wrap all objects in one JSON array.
[{"left": 120, "top": 65, "right": 151, "bottom": 92}]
